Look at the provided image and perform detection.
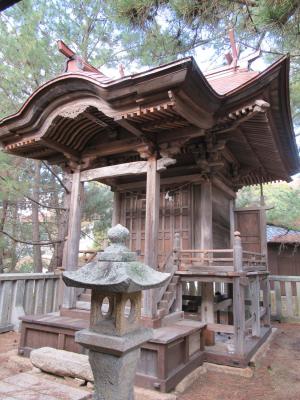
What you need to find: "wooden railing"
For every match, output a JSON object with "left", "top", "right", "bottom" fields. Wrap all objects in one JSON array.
[
  {"left": 0, "top": 272, "right": 62, "bottom": 332},
  {"left": 176, "top": 232, "right": 267, "bottom": 274},
  {"left": 178, "top": 249, "right": 234, "bottom": 272},
  {"left": 242, "top": 251, "right": 267, "bottom": 272},
  {"left": 269, "top": 275, "right": 300, "bottom": 321}
]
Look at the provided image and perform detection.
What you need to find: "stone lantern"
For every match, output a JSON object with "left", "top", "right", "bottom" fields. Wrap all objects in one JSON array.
[{"left": 63, "top": 224, "right": 170, "bottom": 400}]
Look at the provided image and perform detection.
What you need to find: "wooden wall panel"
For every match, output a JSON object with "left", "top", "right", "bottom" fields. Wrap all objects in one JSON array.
[
  {"left": 119, "top": 185, "right": 192, "bottom": 267},
  {"left": 234, "top": 209, "right": 263, "bottom": 253},
  {"left": 212, "top": 186, "right": 231, "bottom": 249}
]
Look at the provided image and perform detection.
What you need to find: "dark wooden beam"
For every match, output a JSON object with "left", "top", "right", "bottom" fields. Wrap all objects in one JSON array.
[
  {"left": 82, "top": 138, "right": 139, "bottom": 158},
  {"left": 114, "top": 173, "right": 204, "bottom": 191},
  {"left": 114, "top": 118, "right": 144, "bottom": 138},
  {"left": 82, "top": 112, "right": 109, "bottom": 128},
  {"left": 80, "top": 158, "right": 176, "bottom": 182},
  {"left": 168, "top": 90, "right": 214, "bottom": 129},
  {"left": 41, "top": 138, "right": 80, "bottom": 162}
]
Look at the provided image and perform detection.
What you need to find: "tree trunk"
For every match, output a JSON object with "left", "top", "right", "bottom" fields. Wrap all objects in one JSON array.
[
  {"left": 0, "top": 200, "right": 8, "bottom": 272},
  {"left": 48, "top": 173, "right": 71, "bottom": 271},
  {"left": 32, "top": 160, "right": 42, "bottom": 272},
  {"left": 10, "top": 202, "right": 18, "bottom": 272}
]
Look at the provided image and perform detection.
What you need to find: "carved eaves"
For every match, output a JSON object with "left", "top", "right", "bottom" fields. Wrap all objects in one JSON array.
[{"left": 212, "top": 99, "right": 270, "bottom": 134}]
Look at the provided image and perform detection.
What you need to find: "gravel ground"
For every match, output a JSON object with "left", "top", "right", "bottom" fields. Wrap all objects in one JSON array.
[
  {"left": 1, "top": 323, "right": 300, "bottom": 400},
  {"left": 180, "top": 323, "right": 300, "bottom": 400}
]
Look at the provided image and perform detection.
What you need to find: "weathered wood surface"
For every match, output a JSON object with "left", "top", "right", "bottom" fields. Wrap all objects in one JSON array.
[
  {"left": 112, "top": 191, "right": 121, "bottom": 226},
  {"left": 143, "top": 157, "right": 160, "bottom": 318},
  {"left": 0, "top": 273, "right": 61, "bottom": 331},
  {"left": 62, "top": 169, "right": 83, "bottom": 309},
  {"left": 233, "top": 277, "right": 246, "bottom": 355},
  {"left": 80, "top": 158, "right": 176, "bottom": 182},
  {"left": 270, "top": 275, "right": 300, "bottom": 320},
  {"left": 199, "top": 181, "right": 215, "bottom": 324}
]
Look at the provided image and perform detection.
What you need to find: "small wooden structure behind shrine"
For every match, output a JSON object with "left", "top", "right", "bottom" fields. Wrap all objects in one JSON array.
[{"left": 0, "top": 35, "right": 299, "bottom": 391}]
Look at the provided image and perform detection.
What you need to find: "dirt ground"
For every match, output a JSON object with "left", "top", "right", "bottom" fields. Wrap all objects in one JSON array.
[
  {"left": 1, "top": 323, "right": 300, "bottom": 400},
  {"left": 0, "top": 331, "right": 32, "bottom": 380},
  {"left": 180, "top": 323, "right": 300, "bottom": 400}
]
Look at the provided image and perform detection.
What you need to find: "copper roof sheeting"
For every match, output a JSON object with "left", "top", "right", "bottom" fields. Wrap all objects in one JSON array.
[{"left": 205, "top": 67, "right": 259, "bottom": 95}]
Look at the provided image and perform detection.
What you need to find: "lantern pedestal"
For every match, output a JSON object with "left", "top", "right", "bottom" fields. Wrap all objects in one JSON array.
[
  {"left": 77, "top": 329, "right": 152, "bottom": 400},
  {"left": 63, "top": 224, "right": 170, "bottom": 400}
]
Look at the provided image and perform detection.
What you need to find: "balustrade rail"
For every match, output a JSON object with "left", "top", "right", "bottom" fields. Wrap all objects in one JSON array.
[
  {"left": 0, "top": 272, "right": 62, "bottom": 332},
  {"left": 269, "top": 275, "right": 300, "bottom": 320},
  {"left": 174, "top": 231, "right": 267, "bottom": 274}
]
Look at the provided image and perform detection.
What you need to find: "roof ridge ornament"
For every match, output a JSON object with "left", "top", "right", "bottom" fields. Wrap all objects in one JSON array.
[
  {"left": 225, "top": 29, "right": 261, "bottom": 71},
  {"left": 57, "top": 39, "right": 103, "bottom": 74}
]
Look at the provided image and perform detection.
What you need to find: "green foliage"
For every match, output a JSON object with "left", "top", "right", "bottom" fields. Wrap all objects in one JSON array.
[
  {"left": 236, "top": 182, "right": 300, "bottom": 229},
  {"left": 1, "top": 0, "right": 300, "bottom": 270},
  {"left": 0, "top": 0, "right": 123, "bottom": 119},
  {"left": 82, "top": 183, "right": 113, "bottom": 247},
  {"left": 105, "top": 0, "right": 300, "bottom": 127},
  {"left": 19, "top": 261, "right": 34, "bottom": 273}
]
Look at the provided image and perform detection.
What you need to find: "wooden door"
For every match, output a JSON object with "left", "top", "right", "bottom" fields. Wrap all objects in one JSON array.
[
  {"left": 234, "top": 207, "right": 267, "bottom": 254},
  {"left": 120, "top": 185, "right": 192, "bottom": 267}
]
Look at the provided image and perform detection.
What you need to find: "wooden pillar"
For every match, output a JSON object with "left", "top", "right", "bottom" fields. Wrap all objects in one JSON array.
[
  {"left": 200, "top": 181, "right": 213, "bottom": 250},
  {"left": 112, "top": 191, "right": 121, "bottom": 226},
  {"left": 250, "top": 276, "right": 261, "bottom": 337},
  {"left": 229, "top": 199, "right": 235, "bottom": 247},
  {"left": 200, "top": 181, "right": 214, "bottom": 324},
  {"left": 233, "top": 277, "right": 246, "bottom": 355},
  {"left": 62, "top": 169, "right": 84, "bottom": 309},
  {"left": 143, "top": 156, "right": 160, "bottom": 318},
  {"left": 233, "top": 231, "right": 243, "bottom": 272},
  {"left": 262, "top": 276, "right": 271, "bottom": 326}
]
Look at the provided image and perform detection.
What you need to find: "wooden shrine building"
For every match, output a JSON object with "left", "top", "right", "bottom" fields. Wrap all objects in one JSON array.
[{"left": 0, "top": 37, "right": 299, "bottom": 391}]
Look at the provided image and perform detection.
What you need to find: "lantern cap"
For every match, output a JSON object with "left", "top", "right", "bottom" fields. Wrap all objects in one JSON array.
[{"left": 63, "top": 224, "right": 170, "bottom": 293}]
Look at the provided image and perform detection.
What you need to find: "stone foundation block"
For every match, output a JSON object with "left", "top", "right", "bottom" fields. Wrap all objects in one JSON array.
[{"left": 30, "top": 347, "right": 93, "bottom": 382}]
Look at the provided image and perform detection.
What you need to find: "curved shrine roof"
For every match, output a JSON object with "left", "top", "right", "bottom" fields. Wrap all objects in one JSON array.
[{"left": 0, "top": 53, "right": 298, "bottom": 189}]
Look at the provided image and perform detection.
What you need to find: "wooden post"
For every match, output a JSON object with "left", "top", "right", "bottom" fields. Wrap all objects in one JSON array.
[
  {"left": 62, "top": 169, "right": 84, "bottom": 309},
  {"left": 233, "top": 231, "right": 243, "bottom": 272},
  {"left": 200, "top": 181, "right": 214, "bottom": 326},
  {"left": 143, "top": 156, "right": 160, "bottom": 318},
  {"left": 229, "top": 199, "right": 235, "bottom": 247},
  {"left": 112, "top": 191, "right": 121, "bottom": 226},
  {"left": 250, "top": 276, "right": 261, "bottom": 337},
  {"left": 260, "top": 185, "right": 268, "bottom": 264},
  {"left": 233, "top": 277, "right": 246, "bottom": 355},
  {"left": 262, "top": 276, "right": 271, "bottom": 326},
  {"left": 200, "top": 181, "right": 213, "bottom": 250}
]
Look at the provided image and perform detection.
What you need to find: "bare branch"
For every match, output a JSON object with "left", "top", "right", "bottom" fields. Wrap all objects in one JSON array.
[
  {"left": 41, "top": 161, "right": 70, "bottom": 194},
  {"left": 1, "top": 230, "right": 65, "bottom": 246},
  {"left": 0, "top": 175, "right": 67, "bottom": 211}
]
